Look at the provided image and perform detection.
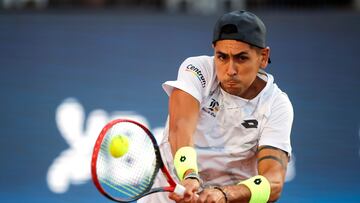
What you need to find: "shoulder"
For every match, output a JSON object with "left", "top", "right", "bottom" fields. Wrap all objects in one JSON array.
[
  {"left": 162, "top": 55, "right": 216, "bottom": 103},
  {"left": 274, "top": 92, "right": 293, "bottom": 114},
  {"left": 260, "top": 73, "right": 293, "bottom": 118},
  {"left": 269, "top": 85, "right": 294, "bottom": 120},
  {"left": 179, "top": 55, "right": 216, "bottom": 90}
]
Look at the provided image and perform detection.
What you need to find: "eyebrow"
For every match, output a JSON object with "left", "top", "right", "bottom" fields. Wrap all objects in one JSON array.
[{"left": 215, "top": 50, "right": 250, "bottom": 57}]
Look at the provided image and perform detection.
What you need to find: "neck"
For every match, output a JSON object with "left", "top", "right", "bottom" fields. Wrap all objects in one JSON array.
[{"left": 240, "top": 76, "right": 266, "bottom": 100}]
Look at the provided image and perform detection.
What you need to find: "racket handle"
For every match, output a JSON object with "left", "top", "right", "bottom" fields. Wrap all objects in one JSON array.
[
  {"left": 174, "top": 184, "right": 200, "bottom": 198},
  {"left": 174, "top": 184, "right": 186, "bottom": 196}
]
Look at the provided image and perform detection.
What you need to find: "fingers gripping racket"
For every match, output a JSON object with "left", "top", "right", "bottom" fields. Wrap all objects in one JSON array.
[{"left": 91, "top": 119, "right": 185, "bottom": 202}]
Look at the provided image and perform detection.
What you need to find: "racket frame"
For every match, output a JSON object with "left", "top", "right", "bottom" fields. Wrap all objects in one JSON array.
[{"left": 91, "top": 119, "right": 182, "bottom": 202}]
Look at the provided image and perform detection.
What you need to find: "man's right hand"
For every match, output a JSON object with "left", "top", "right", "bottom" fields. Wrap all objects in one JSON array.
[{"left": 168, "top": 178, "right": 200, "bottom": 203}]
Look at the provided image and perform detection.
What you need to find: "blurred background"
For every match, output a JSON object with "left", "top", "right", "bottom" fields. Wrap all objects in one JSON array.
[{"left": 0, "top": 0, "right": 359, "bottom": 202}]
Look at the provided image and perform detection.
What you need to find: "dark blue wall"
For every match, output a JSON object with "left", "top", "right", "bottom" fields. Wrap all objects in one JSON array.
[{"left": 0, "top": 10, "right": 359, "bottom": 202}]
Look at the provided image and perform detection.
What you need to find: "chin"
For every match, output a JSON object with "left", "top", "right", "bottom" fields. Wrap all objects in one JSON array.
[{"left": 225, "top": 87, "right": 243, "bottom": 96}]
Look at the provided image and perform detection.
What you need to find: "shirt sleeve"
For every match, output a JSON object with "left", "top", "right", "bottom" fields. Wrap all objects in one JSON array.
[
  {"left": 259, "top": 93, "right": 294, "bottom": 156},
  {"left": 162, "top": 56, "right": 211, "bottom": 103}
]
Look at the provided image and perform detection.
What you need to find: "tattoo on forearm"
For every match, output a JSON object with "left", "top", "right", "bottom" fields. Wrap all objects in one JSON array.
[{"left": 257, "top": 155, "right": 286, "bottom": 169}]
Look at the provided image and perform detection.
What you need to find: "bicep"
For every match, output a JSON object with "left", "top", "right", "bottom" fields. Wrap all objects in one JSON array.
[{"left": 168, "top": 88, "right": 200, "bottom": 155}]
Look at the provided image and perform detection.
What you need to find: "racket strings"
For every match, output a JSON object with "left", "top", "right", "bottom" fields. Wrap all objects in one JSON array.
[{"left": 96, "top": 122, "right": 160, "bottom": 201}]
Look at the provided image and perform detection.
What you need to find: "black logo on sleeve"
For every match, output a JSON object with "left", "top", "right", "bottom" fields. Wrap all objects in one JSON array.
[
  {"left": 241, "top": 119, "right": 258, "bottom": 128},
  {"left": 180, "top": 156, "right": 186, "bottom": 162},
  {"left": 254, "top": 178, "right": 262, "bottom": 185}
]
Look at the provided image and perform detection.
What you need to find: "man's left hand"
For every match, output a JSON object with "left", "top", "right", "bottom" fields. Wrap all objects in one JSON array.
[{"left": 197, "top": 187, "right": 226, "bottom": 203}]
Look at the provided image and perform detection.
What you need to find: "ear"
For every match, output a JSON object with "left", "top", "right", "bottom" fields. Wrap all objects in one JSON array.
[{"left": 260, "top": 47, "right": 270, "bottom": 69}]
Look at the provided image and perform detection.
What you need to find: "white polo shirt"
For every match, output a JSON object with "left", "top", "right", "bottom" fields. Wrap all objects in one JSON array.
[{"left": 161, "top": 55, "right": 293, "bottom": 186}]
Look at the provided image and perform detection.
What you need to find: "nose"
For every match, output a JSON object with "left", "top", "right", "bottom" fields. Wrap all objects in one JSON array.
[{"left": 226, "top": 60, "right": 237, "bottom": 76}]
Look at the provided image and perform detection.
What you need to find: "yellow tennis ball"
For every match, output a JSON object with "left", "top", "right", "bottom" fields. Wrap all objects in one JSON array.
[{"left": 109, "top": 135, "right": 129, "bottom": 158}]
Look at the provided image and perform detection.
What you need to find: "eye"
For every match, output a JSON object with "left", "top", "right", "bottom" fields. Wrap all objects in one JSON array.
[
  {"left": 217, "top": 54, "right": 227, "bottom": 61},
  {"left": 236, "top": 55, "right": 249, "bottom": 61}
]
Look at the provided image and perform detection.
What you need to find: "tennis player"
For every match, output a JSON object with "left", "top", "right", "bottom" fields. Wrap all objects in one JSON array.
[{"left": 139, "top": 10, "right": 293, "bottom": 203}]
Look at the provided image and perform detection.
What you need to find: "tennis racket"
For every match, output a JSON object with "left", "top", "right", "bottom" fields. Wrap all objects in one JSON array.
[{"left": 91, "top": 119, "right": 185, "bottom": 202}]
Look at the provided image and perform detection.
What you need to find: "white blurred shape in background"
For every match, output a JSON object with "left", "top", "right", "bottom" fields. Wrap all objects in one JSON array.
[{"left": 47, "top": 97, "right": 164, "bottom": 193}]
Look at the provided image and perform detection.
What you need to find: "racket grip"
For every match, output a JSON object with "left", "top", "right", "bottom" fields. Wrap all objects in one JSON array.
[
  {"left": 174, "top": 184, "right": 186, "bottom": 196},
  {"left": 174, "top": 184, "right": 200, "bottom": 198}
]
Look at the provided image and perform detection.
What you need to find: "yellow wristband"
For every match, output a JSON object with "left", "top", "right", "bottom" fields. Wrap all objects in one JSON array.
[
  {"left": 173, "top": 146, "right": 198, "bottom": 180},
  {"left": 239, "top": 175, "right": 271, "bottom": 203}
]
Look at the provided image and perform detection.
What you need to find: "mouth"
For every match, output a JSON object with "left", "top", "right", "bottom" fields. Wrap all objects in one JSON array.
[{"left": 226, "top": 80, "right": 239, "bottom": 86}]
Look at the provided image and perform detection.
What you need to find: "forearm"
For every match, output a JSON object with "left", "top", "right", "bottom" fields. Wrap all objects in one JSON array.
[
  {"left": 168, "top": 88, "right": 200, "bottom": 155},
  {"left": 257, "top": 146, "right": 289, "bottom": 202},
  {"left": 261, "top": 168, "right": 285, "bottom": 201},
  {"left": 223, "top": 185, "right": 281, "bottom": 203},
  {"left": 222, "top": 184, "right": 251, "bottom": 203},
  {"left": 168, "top": 118, "right": 196, "bottom": 155},
  {"left": 220, "top": 175, "right": 281, "bottom": 203}
]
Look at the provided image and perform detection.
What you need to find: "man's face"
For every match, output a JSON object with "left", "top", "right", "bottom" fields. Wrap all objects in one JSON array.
[{"left": 213, "top": 40, "right": 269, "bottom": 97}]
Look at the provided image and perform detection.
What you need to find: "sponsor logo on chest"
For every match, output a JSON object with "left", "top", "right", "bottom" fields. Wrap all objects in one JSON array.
[
  {"left": 202, "top": 98, "right": 219, "bottom": 117},
  {"left": 241, "top": 119, "right": 258, "bottom": 128}
]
